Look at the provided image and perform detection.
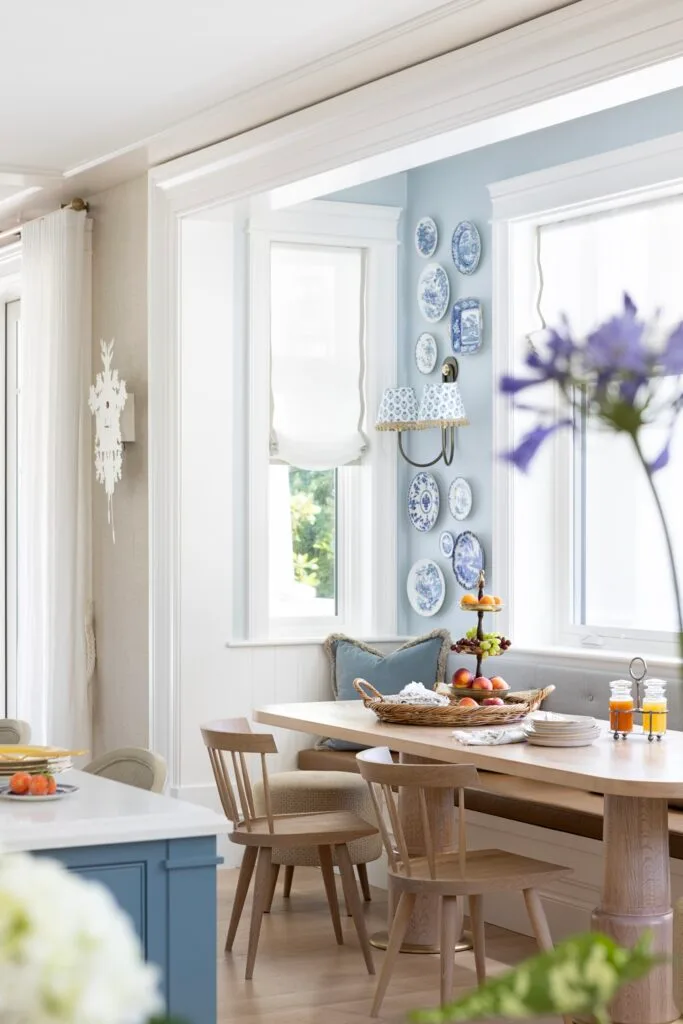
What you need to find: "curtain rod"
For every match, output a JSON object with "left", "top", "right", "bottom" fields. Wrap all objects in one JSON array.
[{"left": 0, "top": 198, "right": 90, "bottom": 244}]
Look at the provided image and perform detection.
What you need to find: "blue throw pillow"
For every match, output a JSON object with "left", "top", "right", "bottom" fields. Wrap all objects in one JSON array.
[{"left": 319, "top": 631, "right": 451, "bottom": 751}]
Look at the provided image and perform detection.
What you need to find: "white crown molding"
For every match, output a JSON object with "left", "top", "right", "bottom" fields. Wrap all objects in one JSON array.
[
  {"left": 148, "top": 0, "right": 683, "bottom": 779},
  {"left": 247, "top": 199, "right": 402, "bottom": 241},
  {"left": 489, "top": 128, "right": 683, "bottom": 220}
]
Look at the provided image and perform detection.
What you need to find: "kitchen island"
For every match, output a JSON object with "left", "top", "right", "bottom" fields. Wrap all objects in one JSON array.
[{"left": 0, "top": 770, "right": 228, "bottom": 1024}]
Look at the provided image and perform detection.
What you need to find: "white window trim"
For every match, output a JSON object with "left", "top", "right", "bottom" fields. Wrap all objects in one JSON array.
[
  {"left": 246, "top": 200, "right": 399, "bottom": 641},
  {"left": 490, "top": 130, "right": 683, "bottom": 660},
  {"left": 0, "top": 245, "right": 20, "bottom": 719}
]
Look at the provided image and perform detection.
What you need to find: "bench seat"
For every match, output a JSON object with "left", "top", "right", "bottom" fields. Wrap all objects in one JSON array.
[{"left": 297, "top": 748, "right": 683, "bottom": 858}]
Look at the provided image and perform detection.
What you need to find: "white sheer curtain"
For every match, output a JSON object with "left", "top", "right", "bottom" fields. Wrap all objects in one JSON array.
[{"left": 17, "top": 208, "right": 92, "bottom": 748}]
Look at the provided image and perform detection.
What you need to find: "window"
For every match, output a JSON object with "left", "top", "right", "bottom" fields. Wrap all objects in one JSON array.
[
  {"left": 247, "top": 200, "right": 399, "bottom": 640},
  {"left": 0, "top": 253, "right": 20, "bottom": 714},
  {"left": 492, "top": 138, "right": 683, "bottom": 658}
]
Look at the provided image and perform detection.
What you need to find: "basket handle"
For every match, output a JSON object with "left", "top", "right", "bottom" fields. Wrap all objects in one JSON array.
[{"left": 353, "top": 678, "right": 384, "bottom": 703}]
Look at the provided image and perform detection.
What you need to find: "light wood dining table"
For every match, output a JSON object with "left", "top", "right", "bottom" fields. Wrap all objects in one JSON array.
[{"left": 254, "top": 699, "right": 683, "bottom": 1024}]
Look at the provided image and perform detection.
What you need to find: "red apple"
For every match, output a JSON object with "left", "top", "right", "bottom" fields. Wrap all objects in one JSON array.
[
  {"left": 482, "top": 696, "right": 505, "bottom": 706},
  {"left": 452, "top": 668, "right": 473, "bottom": 689},
  {"left": 490, "top": 676, "right": 510, "bottom": 691},
  {"left": 471, "top": 676, "right": 493, "bottom": 691}
]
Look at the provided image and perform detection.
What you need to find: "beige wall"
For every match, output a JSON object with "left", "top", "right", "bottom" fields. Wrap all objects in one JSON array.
[{"left": 89, "top": 176, "right": 149, "bottom": 754}]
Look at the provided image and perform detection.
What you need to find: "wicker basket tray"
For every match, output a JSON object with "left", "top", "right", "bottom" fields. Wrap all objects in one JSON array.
[{"left": 353, "top": 679, "right": 555, "bottom": 728}]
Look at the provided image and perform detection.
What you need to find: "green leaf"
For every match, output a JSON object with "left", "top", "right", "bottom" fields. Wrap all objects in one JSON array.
[{"left": 410, "top": 932, "right": 660, "bottom": 1023}]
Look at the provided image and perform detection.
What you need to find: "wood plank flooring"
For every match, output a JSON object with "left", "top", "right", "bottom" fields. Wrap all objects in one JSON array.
[{"left": 217, "top": 866, "right": 562, "bottom": 1023}]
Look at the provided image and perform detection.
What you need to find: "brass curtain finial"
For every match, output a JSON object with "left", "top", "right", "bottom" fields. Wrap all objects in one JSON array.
[{"left": 61, "top": 198, "right": 90, "bottom": 213}]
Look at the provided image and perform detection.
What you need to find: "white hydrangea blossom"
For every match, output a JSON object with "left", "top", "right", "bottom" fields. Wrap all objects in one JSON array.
[{"left": 0, "top": 854, "right": 163, "bottom": 1024}]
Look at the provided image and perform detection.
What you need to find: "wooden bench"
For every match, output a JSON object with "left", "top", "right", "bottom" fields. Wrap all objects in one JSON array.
[{"left": 297, "top": 748, "right": 683, "bottom": 858}]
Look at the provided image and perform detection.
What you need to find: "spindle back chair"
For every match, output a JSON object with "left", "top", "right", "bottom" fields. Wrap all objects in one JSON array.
[
  {"left": 202, "top": 719, "right": 377, "bottom": 980},
  {"left": 356, "top": 747, "right": 572, "bottom": 1018}
]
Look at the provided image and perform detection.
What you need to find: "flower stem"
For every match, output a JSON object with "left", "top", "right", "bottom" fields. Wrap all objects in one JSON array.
[{"left": 632, "top": 437, "right": 683, "bottom": 669}]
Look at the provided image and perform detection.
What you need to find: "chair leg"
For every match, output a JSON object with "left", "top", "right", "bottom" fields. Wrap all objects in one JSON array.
[
  {"left": 523, "top": 888, "right": 553, "bottom": 950},
  {"left": 245, "top": 847, "right": 273, "bottom": 981},
  {"left": 440, "top": 896, "right": 460, "bottom": 1007},
  {"left": 225, "top": 846, "right": 257, "bottom": 952},
  {"left": 319, "top": 845, "right": 343, "bottom": 945},
  {"left": 336, "top": 843, "right": 375, "bottom": 976},
  {"left": 370, "top": 891, "right": 416, "bottom": 1018},
  {"left": 283, "top": 865, "right": 294, "bottom": 898},
  {"left": 523, "top": 890, "right": 572, "bottom": 1024},
  {"left": 468, "top": 894, "right": 486, "bottom": 984},
  {"left": 357, "top": 862, "right": 372, "bottom": 902},
  {"left": 264, "top": 862, "right": 280, "bottom": 913}
]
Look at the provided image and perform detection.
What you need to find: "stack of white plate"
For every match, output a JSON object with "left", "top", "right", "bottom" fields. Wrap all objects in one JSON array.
[{"left": 524, "top": 712, "right": 601, "bottom": 748}]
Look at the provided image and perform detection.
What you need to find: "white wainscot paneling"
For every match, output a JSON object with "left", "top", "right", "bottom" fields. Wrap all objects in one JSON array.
[{"left": 461, "top": 809, "right": 683, "bottom": 940}]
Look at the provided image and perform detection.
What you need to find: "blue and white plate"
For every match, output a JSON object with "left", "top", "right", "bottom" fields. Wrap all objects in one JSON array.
[
  {"left": 452, "top": 530, "right": 484, "bottom": 590},
  {"left": 448, "top": 477, "right": 472, "bottom": 521},
  {"left": 408, "top": 472, "right": 440, "bottom": 532},
  {"left": 451, "top": 221, "right": 481, "bottom": 275},
  {"left": 417, "top": 263, "right": 450, "bottom": 323},
  {"left": 0, "top": 783, "right": 79, "bottom": 802},
  {"left": 415, "top": 333, "right": 438, "bottom": 374},
  {"left": 451, "top": 298, "right": 483, "bottom": 354},
  {"left": 407, "top": 559, "right": 446, "bottom": 617},
  {"left": 415, "top": 216, "right": 438, "bottom": 258},
  {"left": 439, "top": 531, "right": 455, "bottom": 558}
]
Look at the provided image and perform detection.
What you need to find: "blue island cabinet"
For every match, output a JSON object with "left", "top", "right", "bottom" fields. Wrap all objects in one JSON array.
[{"left": 35, "top": 836, "right": 220, "bottom": 1024}]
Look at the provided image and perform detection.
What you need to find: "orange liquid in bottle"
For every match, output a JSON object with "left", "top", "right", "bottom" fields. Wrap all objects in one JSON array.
[{"left": 609, "top": 698, "right": 634, "bottom": 733}]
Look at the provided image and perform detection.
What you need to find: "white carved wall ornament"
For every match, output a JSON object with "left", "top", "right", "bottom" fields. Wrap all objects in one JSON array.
[{"left": 89, "top": 339, "right": 127, "bottom": 542}]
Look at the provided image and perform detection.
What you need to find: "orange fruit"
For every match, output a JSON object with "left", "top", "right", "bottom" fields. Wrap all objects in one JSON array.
[
  {"left": 46, "top": 775, "right": 57, "bottom": 795},
  {"left": 461, "top": 594, "right": 477, "bottom": 607},
  {"left": 479, "top": 595, "right": 495, "bottom": 606},
  {"left": 9, "top": 772, "right": 31, "bottom": 795},
  {"left": 29, "top": 775, "right": 49, "bottom": 796},
  {"left": 493, "top": 596, "right": 502, "bottom": 606}
]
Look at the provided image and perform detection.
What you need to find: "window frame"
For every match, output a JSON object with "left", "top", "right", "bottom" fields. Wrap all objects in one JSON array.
[
  {"left": 246, "top": 200, "right": 400, "bottom": 641},
  {"left": 0, "top": 243, "right": 20, "bottom": 717},
  {"left": 491, "top": 131, "right": 683, "bottom": 661}
]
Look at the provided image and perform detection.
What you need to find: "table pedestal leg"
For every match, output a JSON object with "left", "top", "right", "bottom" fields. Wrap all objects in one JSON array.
[
  {"left": 370, "top": 753, "right": 472, "bottom": 954},
  {"left": 591, "top": 795, "right": 679, "bottom": 1024}
]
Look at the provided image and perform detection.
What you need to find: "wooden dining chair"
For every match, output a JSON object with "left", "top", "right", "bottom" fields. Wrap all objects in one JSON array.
[
  {"left": 356, "top": 747, "right": 572, "bottom": 1018},
  {"left": 202, "top": 719, "right": 377, "bottom": 980}
]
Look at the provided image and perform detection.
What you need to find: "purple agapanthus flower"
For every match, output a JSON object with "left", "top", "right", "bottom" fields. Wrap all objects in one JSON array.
[
  {"left": 502, "top": 419, "right": 573, "bottom": 474},
  {"left": 500, "top": 293, "right": 683, "bottom": 476}
]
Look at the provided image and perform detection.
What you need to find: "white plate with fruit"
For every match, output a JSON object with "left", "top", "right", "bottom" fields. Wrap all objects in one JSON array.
[{"left": 0, "top": 772, "right": 79, "bottom": 801}]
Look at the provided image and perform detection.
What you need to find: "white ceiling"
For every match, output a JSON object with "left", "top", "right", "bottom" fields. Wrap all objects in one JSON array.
[
  {"left": 3, "top": 0, "right": 466, "bottom": 172},
  {"left": 0, "top": 0, "right": 578, "bottom": 225}
]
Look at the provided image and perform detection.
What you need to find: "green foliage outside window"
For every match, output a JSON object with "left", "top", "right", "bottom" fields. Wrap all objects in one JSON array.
[{"left": 288, "top": 468, "right": 336, "bottom": 600}]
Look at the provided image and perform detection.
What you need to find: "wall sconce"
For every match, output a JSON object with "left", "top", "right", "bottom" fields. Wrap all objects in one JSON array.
[{"left": 375, "top": 357, "right": 468, "bottom": 468}]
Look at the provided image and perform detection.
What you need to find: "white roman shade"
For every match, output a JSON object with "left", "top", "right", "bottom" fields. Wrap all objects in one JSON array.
[{"left": 269, "top": 242, "right": 367, "bottom": 469}]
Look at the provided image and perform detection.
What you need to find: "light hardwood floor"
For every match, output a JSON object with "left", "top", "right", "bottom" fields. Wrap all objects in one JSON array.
[{"left": 217, "top": 866, "right": 562, "bottom": 1024}]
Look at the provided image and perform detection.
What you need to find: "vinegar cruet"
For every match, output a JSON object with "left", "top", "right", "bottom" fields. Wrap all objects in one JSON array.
[{"left": 609, "top": 679, "right": 634, "bottom": 738}]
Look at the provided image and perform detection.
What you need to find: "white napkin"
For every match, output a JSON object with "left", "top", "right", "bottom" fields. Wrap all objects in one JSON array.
[{"left": 452, "top": 726, "right": 528, "bottom": 745}]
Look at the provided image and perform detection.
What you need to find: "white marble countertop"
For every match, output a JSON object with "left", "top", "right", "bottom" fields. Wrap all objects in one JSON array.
[{"left": 0, "top": 771, "right": 229, "bottom": 852}]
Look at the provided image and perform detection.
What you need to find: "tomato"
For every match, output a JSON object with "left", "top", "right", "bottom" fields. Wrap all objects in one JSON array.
[
  {"left": 9, "top": 772, "right": 31, "bottom": 795},
  {"left": 28, "top": 775, "right": 49, "bottom": 796}
]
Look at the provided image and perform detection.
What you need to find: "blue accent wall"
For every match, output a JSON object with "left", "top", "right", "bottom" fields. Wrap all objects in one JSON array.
[{"left": 399, "top": 87, "right": 683, "bottom": 640}]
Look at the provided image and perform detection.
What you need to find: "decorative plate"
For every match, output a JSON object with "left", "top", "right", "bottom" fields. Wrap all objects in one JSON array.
[
  {"left": 408, "top": 472, "right": 440, "bottom": 532},
  {"left": 415, "top": 333, "right": 438, "bottom": 374},
  {"left": 452, "top": 530, "right": 485, "bottom": 589},
  {"left": 451, "top": 298, "right": 483, "bottom": 354},
  {"left": 439, "top": 531, "right": 455, "bottom": 558},
  {"left": 417, "top": 263, "right": 450, "bottom": 323},
  {"left": 448, "top": 477, "right": 472, "bottom": 521},
  {"left": 407, "top": 559, "right": 446, "bottom": 617},
  {"left": 415, "top": 216, "right": 438, "bottom": 258},
  {"left": 451, "top": 221, "right": 482, "bottom": 275},
  {"left": 0, "top": 783, "right": 79, "bottom": 802}
]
